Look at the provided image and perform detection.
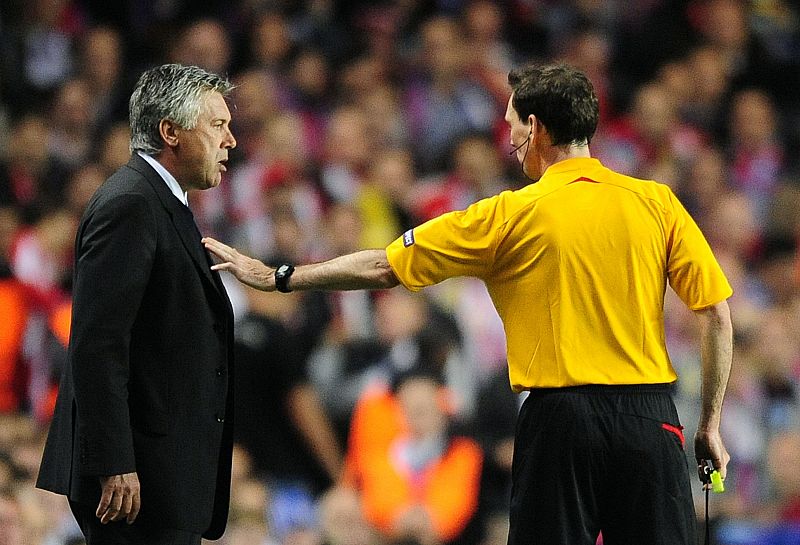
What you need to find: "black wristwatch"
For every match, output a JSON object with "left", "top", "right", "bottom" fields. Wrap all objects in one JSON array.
[{"left": 274, "top": 263, "right": 295, "bottom": 293}]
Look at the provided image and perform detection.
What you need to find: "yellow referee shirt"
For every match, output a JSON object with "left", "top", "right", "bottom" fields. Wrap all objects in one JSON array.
[{"left": 386, "top": 157, "right": 732, "bottom": 391}]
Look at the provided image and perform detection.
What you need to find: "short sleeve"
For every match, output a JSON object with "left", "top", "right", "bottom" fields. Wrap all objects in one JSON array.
[
  {"left": 386, "top": 197, "right": 502, "bottom": 291},
  {"left": 666, "top": 190, "right": 733, "bottom": 309}
]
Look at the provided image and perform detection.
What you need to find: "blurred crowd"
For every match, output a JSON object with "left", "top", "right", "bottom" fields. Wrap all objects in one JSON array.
[{"left": 1, "top": 0, "right": 799, "bottom": 544}]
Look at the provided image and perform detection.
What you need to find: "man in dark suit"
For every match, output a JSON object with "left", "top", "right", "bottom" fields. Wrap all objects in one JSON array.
[{"left": 36, "top": 64, "right": 237, "bottom": 545}]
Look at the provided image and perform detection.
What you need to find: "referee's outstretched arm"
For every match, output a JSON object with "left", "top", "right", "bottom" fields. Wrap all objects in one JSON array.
[{"left": 203, "top": 238, "right": 399, "bottom": 292}]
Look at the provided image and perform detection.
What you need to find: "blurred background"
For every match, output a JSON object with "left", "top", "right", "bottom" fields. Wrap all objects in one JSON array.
[{"left": 0, "top": 1, "right": 799, "bottom": 544}]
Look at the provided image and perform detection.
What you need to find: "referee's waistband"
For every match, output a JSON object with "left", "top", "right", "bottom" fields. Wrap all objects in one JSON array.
[{"left": 525, "top": 382, "right": 675, "bottom": 396}]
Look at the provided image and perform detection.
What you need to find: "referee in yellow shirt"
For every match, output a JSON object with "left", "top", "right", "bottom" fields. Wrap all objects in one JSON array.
[{"left": 204, "top": 64, "right": 733, "bottom": 545}]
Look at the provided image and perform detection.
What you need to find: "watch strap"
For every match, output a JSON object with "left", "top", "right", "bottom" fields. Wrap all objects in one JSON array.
[{"left": 274, "top": 263, "right": 295, "bottom": 293}]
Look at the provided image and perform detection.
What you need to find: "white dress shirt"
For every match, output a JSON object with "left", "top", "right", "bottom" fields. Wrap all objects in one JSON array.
[{"left": 138, "top": 151, "right": 188, "bottom": 206}]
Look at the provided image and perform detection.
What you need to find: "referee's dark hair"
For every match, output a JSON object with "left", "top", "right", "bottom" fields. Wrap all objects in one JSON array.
[{"left": 508, "top": 64, "right": 599, "bottom": 147}]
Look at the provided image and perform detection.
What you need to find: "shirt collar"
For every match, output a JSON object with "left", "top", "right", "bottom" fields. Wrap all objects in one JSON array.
[
  {"left": 535, "top": 157, "right": 605, "bottom": 191},
  {"left": 543, "top": 156, "right": 603, "bottom": 177},
  {"left": 137, "top": 151, "right": 188, "bottom": 207}
]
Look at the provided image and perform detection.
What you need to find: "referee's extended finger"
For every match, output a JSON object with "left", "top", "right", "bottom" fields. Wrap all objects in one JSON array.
[
  {"left": 202, "top": 237, "right": 232, "bottom": 257},
  {"left": 211, "top": 262, "right": 232, "bottom": 271}
]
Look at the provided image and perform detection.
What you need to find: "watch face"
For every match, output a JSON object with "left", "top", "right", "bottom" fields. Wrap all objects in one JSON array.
[{"left": 275, "top": 263, "right": 295, "bottom": 292}]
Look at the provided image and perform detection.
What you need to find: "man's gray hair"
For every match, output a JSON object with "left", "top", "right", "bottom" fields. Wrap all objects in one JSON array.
[{"left": 129, "top": 64, "right": 235, "bottom": 154}]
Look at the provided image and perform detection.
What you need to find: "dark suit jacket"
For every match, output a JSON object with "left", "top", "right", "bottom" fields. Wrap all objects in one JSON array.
[{"left": 36, "top": 154, "right": 235, "bottom": 539}]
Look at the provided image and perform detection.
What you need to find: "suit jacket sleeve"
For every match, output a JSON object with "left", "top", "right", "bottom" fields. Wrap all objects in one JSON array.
[{"left": 71, "top": 191, "right": 156, "bottom": 476}]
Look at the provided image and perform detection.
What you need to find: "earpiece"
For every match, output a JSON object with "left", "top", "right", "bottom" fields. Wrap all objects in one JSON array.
[{"left": 509, "top": 127, "right": 533, "bottom": 156}]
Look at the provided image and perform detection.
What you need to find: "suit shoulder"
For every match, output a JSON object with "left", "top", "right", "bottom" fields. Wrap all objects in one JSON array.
[
  {"left": 102, "top": 164, "right": 152, "bottom": 196},
  {"left": 82, "top": 170, "right": 158, "bottom": 226},
  {"left": 86, "top": 166, "right": 154, "bottom": 209}
]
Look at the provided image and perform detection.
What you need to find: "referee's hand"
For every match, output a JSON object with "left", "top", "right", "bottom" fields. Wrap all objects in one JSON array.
[
  {"left": 694, "top": 428, "right": 729, "bottom": 487},
  {"left": 203, "top": 237, "right": 275, "bottom": 291}
]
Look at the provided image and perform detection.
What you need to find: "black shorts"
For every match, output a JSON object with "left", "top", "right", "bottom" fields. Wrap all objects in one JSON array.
[{"left": 508, "top": 384, "right": 697, "bottom": 545}]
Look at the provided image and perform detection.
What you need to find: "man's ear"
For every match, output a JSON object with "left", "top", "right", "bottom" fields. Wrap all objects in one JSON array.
[
  {"left": 529, "top": 114, "right": 542, "bottom": 135},
  {"left": 159, "top": 119, "right": 180, "bottom": 149},
  {"left": 530, "top": 114, "right": 552, "bottom": 145}
]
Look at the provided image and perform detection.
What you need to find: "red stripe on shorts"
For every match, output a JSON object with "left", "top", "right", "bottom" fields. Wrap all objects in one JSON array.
[{"left": 661, "top": 423, "right": 685, "bottom": 448}]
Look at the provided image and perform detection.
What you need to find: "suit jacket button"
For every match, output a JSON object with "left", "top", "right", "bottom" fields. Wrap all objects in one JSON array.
[{"left": 216, "top": 415, "right": 225, "bottom": 423}]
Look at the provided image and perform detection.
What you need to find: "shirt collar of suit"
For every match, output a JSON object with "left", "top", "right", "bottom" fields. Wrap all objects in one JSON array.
[{"left": 137, "top": 151, "right": 189, "bottom": 207}]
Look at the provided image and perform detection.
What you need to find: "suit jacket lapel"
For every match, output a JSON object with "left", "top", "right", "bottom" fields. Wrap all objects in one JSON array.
[{"left": 126, "top": 155, "right": 223, "bottom": 298}]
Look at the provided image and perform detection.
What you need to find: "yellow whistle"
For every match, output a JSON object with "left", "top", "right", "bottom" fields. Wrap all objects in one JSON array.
[{"left": 709, "top": 470, "right": 725, "bottom": 493}]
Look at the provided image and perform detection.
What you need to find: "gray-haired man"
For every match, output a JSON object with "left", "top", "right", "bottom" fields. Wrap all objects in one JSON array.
[{"left": 37, "top": 64, "right": 237, "bottom": 545}]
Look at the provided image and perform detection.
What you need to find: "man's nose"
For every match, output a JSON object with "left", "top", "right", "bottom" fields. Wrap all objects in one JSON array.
[{"left": 224, "top": 129, "right": 236, "bottom": 149}]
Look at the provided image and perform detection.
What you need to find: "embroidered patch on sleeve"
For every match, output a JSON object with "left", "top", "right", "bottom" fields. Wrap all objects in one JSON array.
[{"left": 402, "top": 229, "right": 415, "bottom": 247}]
